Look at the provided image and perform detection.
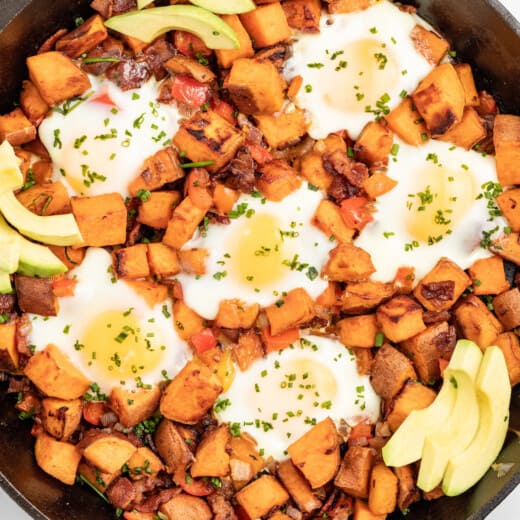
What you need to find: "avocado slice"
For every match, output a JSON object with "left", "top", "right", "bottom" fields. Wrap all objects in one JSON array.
[
  {"left": 0, "top": 215, "right": 20, "bottom": 273},
  {"left": 105, "top": 5, "right": 240, "bottom": 47},
  {"left": 190, "top": 0, "right": 255, "bottom": 14},
  {"left": 137, "top": 0, "right": 153, "bottom": 8},
  {"left": 0, "top": 190, "right": 82, "bottom": 246},
  {"left": 382, "top": 340, "right": 483, "bottom": 468},
  {"left": 17, "top": 236, "right": 67, "bottom": 277},
  {"left": 442, "top": 347, "right": 511, "bottom": 496},
  {"left": 0, "top": 271, "right": 13, "bottom": 294},
  {"left": 0, "top": 140, "right": 23, "bottom": 194}
]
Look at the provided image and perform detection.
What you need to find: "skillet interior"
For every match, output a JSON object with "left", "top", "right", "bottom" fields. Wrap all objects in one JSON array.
[{"left": 0, "top": 0, "right": 519, "bottom": 518}]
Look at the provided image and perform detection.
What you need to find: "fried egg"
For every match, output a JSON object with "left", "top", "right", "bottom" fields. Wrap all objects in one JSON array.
[
  {"left": 29, "top": 248, "right": 191, "bottom": 393},
  {"left": 215, "top": 335, "right": 380, "bottom": 460},
  {"left": 176, "top": 183, "right": 333, "bottom": 320},
  {"left": 284, "top": 0, "right": 434, "bottom": 139},
  {"left": 39, "top": 76, "right": 180, "bottom": 197},
  {"left": 355, "top": 138, "right": 507, "bottom": 282}
]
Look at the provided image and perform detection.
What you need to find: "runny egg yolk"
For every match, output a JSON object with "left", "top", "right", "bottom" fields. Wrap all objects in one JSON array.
[
  {"left": 231, "top": 213, "right": 291, "bottom": 288},
  {"left": 80, "top": 310, "right": 165, "bottom": 382},
  {"left": 323, "top": 39, "right": 398, "bottom": 112},
  {"left": 406, "top": 166, "right": 476, "bottom": 244}
]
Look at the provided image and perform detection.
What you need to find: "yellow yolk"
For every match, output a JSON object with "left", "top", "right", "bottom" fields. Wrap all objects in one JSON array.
[
  {"left": 232, "top": 213, "right": 289, "bottom": 288},
  {"left": 80, "top": 310, "right": 165, "bottom": 382},
  {"left": 407, "top": 166, "right": 476, "bottom": 244},
  {"left": 323, "top": 39, "right": 398, "bottom": 112}
]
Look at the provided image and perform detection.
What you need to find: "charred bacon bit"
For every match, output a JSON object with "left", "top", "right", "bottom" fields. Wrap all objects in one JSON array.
[
  {"left": 0, "top": 293, "right": 16, "bottom": 314},
  {"left": 143, "top": 38, "right": 176, "bottom": 81},
  {"left": 216, "top": 146, "right": 256, "bottom": 194},
  {"left": 90, "top": 0, "right": 137, "bottom": 19},
  {"left": 105, "top": 58, "right": 151, "bottom": 91}
]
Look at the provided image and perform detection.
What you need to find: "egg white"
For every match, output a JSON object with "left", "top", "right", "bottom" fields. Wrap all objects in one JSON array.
[
  {"left": 29, "top": 248, "right": 191, "bottom": 393},
  {"left": 215, "top": 335, "right": 380, "bottom": 460},
  {"left": 284, "top": 0, "right": 435, "bottom": 140},
  {"left": 176, "top": 183, "right": 334, "bottom": 320},
  {"left": 39, "top": 76, "right": 181, "bottom": 197}
]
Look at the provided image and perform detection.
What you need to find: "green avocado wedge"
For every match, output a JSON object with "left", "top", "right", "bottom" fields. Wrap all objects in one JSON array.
[
  {"left": 17, "top": 236, "right": 67, "bottom": 277},
  {"left": 382, "top": 340, "right": 483, "bottom": 468},
  {"left": 0, "top": 271, "right": 13, "bottom": 294},
  {"left": 0, "top": 191, "right": 82, "bottom": 246},
  {"left": 189, "top": 0, "right": 255, "bottom": 14},
  {"left": 104, "top": 5, "right": 240, "bottom": 47},
  {"left": 0, "top": 215, "right": 20, "bottom": 273},
  {"left": 137, "top": 0, "right": 154, "bottom": 8},
  {"left": 442, "top": 347, "right": 511, "bottom": 496}
]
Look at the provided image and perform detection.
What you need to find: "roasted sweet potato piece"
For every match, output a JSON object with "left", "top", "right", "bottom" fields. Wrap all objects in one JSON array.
[
  {"left": 235, "top": 475, "right": 289, "bottom": 519},
  {"left": 155, "top": 419, "right": 195, "bottom": 477},
  {"left": 413, "top": 257, "right": 471, "bottom": 312},
  {"left": 376, "top": 296, "right": 426, "bottom": 343},
  {"left": 386, "top": 381, "right": 437, "bottom": 432},
  {"left": 288, "top": 418, "right": 340, "bottom": 489},
  {"left": 323, "top": 243, "right": 375, "bottom": 282},
  {"left": 338, "top": 314, "right": 378, "bottom": 348},
  {"left": 191, "top": 425, "right": 230, "bottom": 478},
  {"left": 213, "top": 183, "right": 239, "bottom": 214},
  {"left": 178, "top": 248, "right": 207, "bottom": 275},
  {"left": 0, "top": 108, "right": 36, "bottom": 145},
  {"left": 254, "top": 108, "right": 307, "bottom": 149},
  {"left": 363, "top": 172, "right": 398, "bottom": 200},
  {"left": 78, "top": 462, "right": 119, "bottom": 493},
  {"left": 147, "top": 243, "right": 181, "bottom": 278},
  {"left": 41, "top": 398, "right": 82, "bottom": 441},
  {"left": 17, "top": 181, "right": 71, "bottom": 216},
  {"left": 497, "top": 188, "right": 520, "bottom": 233},
  {"left": 55, "top": 15, "right": 108, "bottom": 58},
  {"left": 340, "top": 281, "right": 394, "bottom": 314},
  {"left": 313, "top": 199, "right": 355, "bottom": 243},
  {"left": 173, "top": 110, "right": 244, "bottom": 173},
  {"left": 493, "top": 288, "right": 520, "bottom": 330},
  {"left": 278, "top": 460, "right": 322, "bottom": 513},
  {"left": 326, "top": 0, "right": 371, "bottom": 13},
  {"left": 492, "top": 231, "right": 520, "bottom": 265},
  {"left": 0, "top": 321, "right": 18, "bottom": 371},
  {"left": 130, "top": 147, "right": 184, "bottom": 196},
  {"left": 334, "top": 446, "right": 375, "bottom": 498},
  {"left": 35, "top": 433, "right": 81, "bottom": 485},
  {"left": 47, "top": 245, "right": 85, "bottom": 271},
  {"left": 126, "top": 280, "right": 168, "bottom": 307},
  {"left": 412, "top": 63, "right": 465, "bottom": 135},
  {"left": 83, "top": 434, "right": 137, "bottom": 474},
  {"left": 353, "top": 498, "right": 386, "bottom": 520},
  {"left": 137, "top": 191, "right": 180, "bottom": 229},
  {"left": 370, "top": 344, "right": 417, "bottom": 400},
  {"left": 233, "top": 329, "right": 264, "bottom": 371},
  {"left": 454, "top": 294, "right": 503, "bottom": 349},
  {"left": 19, "top": 80, "right": 49, "bottom": 125},
  {"left": 354, "top": 122, "right": 394, "bottom": 166},
  {"left": 467, "top": 256, "right": 510, "bottom": 295},
  {"left": 394, "top": 465, "right": 420, "bottom": 511},
  {"left": 410, "top": 24, "right": 450, "bottom": 64},
  {"left": 283, "top": 0, "right": 321, "bottom": 32},
  {"left": 240, "top": 3, "right": 291, "bottom": 48},
  {"left": 384, "top": 96, "right": 429, "bottom": 146},
  {"left": 25, "top": 344, "right": 91, "bottom": 400},
  {"left": 14, "top": 276, "right": 57, "bottom": 316},
  {"left": 113, "top": 244, "right": 150, "bottom": 279},
  {"left": 71, "top": 193, "right": 127, "bottom": 247},
  {"left": 162, "top": 196, "right": 208, "bottom": 249},
  {"left": 437, "top": 107, "right": 486, "bottom": 149},
  {"left": 454, "top": 63, "right": 479, "bottom": 107},
  {"left": 127, "top": 446, "right": 164, "bottom": 480},
  {"left": 160, "top": 493, "right": 212, "bottom": 520},
  {"left": 368, "top": 464, "right": 398, "bottom": 515},
  {"left": 495, "top": 332, "right": 520, "bottom": 386},
  {"left": 229, "top": 433, "right": 265, "bottom": 487},
  {"left": 300, "top": 135, "right": 345, "bottom": 190},
  {"left": 215, "top": 14, "right": 254, "bottom": 69},
  {"left": 172, "top": 300, "right": 205, "bottom": 341},
  {"left": 109, "top": 386, "right": 161, "bottom": 428},
  {"left": 160, "top": 359, "right": 222, "bottom": 424},
  {"left": 257, "top": 159, "right": 301, "bottom": 201},
  {"left": 27, "top": 51, "right": 91, "bottom": 106},
  {"left": 265, "top": 287, "right": 315, "bottom": 335},
  {"left": 215, "top": 299, "right": 259, "bottom": 329},
  {"left": 493, "top": 114, "right": 520, "bottom": 186}
]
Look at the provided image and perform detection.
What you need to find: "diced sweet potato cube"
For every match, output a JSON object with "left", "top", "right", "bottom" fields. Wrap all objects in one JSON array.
[
  {"left": 368, "top": 464, "right": 398, "bottom": 515},
  {"left": 229, "top": 433, "right": 265, "bottom": 486},
  {"left": 35, "top": 433, "right": 81, "bottom": 485},
  {"left": 172, "top": 300, "right": 204, "bottom": 340},
  {"left": 497, "top": 188, "right": 520, "bottom": 233},
  {"left": 71, "top": 193, "right": 126, "bottom": 247},
  {"left": 19, "top": 80, "right": 49, "bottom": 125},
  {"left": 363, "top": 172, "right": 398, "bottom": 200},
  {"left": 454, "top": 294, "right": 503, "bottom": 349},
  {"left": 492, "top": 232, "right": 520, "bottom": 265},
  {"left": 55, "top": 15, "right": 108, "bottom": 58},
  {"left": 160, "top": 359, "right": 222, "bottom": 424},
  {"left": 17, "top": 181, "right": 71, "bottom": 216},
  {"left": 283, "top": 0, "right": 321, "bottom": 32},
  {"left": 215, "top": 299, "right": 259, "bottom": 329},
  {"left": 146, "top": 243, "right": 181, "bottom": 277},
  {"left": 376, "top": 296, "right": 426, "bottom": 343},
  {"left": 0, "top": 108, "right": 36, "bottom": 146},
  {"left": 467, "top": 256, "right": 510, "bottom": 295},
  {"left": 254, "top": 109, "right": 307, "bottom": 149},
  {"left": 313, "top": 199, "right": 355, "bottom": 243},
  {"left": 354, "top": 122, "right": 394, "bottom": 166},
  {"left": 257, "top": 159, "right": 301, "bottom": 201},
  {"left": 235, "top": 475, "right": 289, "bottom": 518},
  {"left": 240, "top": 3, "right": 291, "bottom": 48},
  {"left": 215, "top": 15, "right": 254, "bottom": 69},
  {"left": 126, "top": 280, "right": 168, "bottom": 307},
  {"left": 213, "top": 183, "right": 239, "bottom": 215},
  {"left": 173, "top": 110, "right": 244, "bottom": 173},
  {"left": 191, "top": 425, "right": 230, "bottom": 478},
  {"left": 334, "top": 446, "right": 375, "bottom": 498},
  {"left": 137, "top": 191, "right": 180, "bottom": 229},
  {"left": 109, "top": 386, "right": 161, "bottom": 428},
  {"left": 495, "top": 332, "right": 520, "bottom": 386},
  {"left": 41, "top": 398, "right": 82, "bottom": 441},
  {"left": 126, "top": 447, "right": 164, "bottom": 481},
  {"left": 233, "top": 330, "right": 264, "bottom": 371},
  {"left": 24, "top": 344, "right": 91, "bottom": 400},
  {"left": 78, "top": 463, "right": 119, "bottom": 493},
  {"left": 395, "top": 465, "right": 420, "bottom": 511},
  {"left": 162, "top": 196, "right": 208, "bottom": 249},
  {"left": 327, "top": 0, "right": 370, "bottom": 14},
  {"left": 226, "top": 58, "right": 286, "bottom": 115},
  {"left": 278, "top": 460, "right": 322, "bottom": 513},
  {"left": 177, "top": 248, "right": 207, "bottom": 275},
  {"left": 454, "top": 63, "right": 479, "bottom": 106},
  {"left": 370, "top": 344, "right": 417, "bottom": 400},
  {"left": 265, "top": 287, "right": 315, "bottom": 335},
  {"left": 112, "top": 244, "right": 150, "bottom": 279},
  {"left": 288, "top": 418, "right": 340, "bottom": 488},
  {"left": 0, "top": 321, "right": 18, "bottom": 371},
  {"left": 385, "top": 96, "right": 429, "bottom": 146},
  {"left": 160, "top": 494, "right": 212, "bottom": 520},
  {"left": 413, "top": 257, "right": 471, "bottom": 312},
  {"left": 386, "top": 381, "right": 437, "bottom": 432},
  {"left": 412, "top": 63, "right": 465, "bottom": 135},
  {"left": 323, "top": 243, "right": 375, "bottom": 282},
  {"left": 340, "top": 281, "right": 394, "bottom": 314},
  {"left": 83, "top": 435, "right": 137, "bottom": 474},
  {"left": 437, "top": 107, "right": 486, "bottom": 150},
  {"left": 493, "top": 287, "right": 520, "bottom": 330},
  {"left": 353, "top": 498, "right": 386, "bottom": 520},
  {"left": 269, "top": 513, "right": 292, "bottom": 520},
  {"left": 494, "top": 114, "right": 520, "bottom": 186},
  {"left": 130, "top": 147, "right": 184, "bottom": 196},
  {"left": 338, "top": 314, "right": 378, "bottom": 349},
  {"left": 27, "top": 51, "right": 91, "bottom": 106},
  {"left": 410, "top": 24, "right": 450, "bottom": 64}
]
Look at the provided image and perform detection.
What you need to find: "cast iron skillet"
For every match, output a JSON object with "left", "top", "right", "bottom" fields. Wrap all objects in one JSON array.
[{"left": 0, "top": 0, "right": 519, "bottom": 518}]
